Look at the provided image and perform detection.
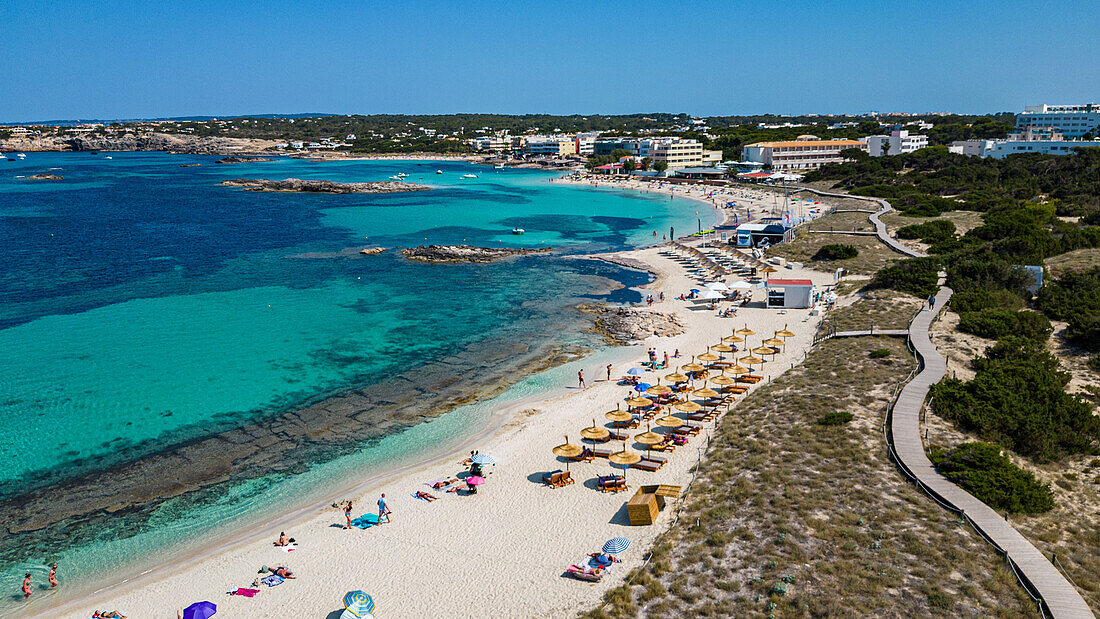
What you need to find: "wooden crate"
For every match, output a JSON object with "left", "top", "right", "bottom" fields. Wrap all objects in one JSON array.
[{"left": 627, "top": 492, "right": 659, "bottom": 526}]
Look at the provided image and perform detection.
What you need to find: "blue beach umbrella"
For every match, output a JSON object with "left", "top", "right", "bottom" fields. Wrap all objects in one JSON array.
[
  {"left": 626, "top": 368, "right": 645, "bottom": 376},
  {"left": 602, "top": 537, "right": 631, "bottom": 554},
  {"left": 470, "top": 454, "right": 496, "bottom": 466},
  {"left": 635, "top": 383, "right": 652, "bottom": 392},
  {"left": 343, "top": 590, "right": 375, "bottom": 616},
  {"left": 182, "top": 601, "right": 217, "bottom": 619}
]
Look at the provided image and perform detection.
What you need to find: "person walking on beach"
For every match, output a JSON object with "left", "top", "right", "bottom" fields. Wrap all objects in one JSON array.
[
  {"left": 378, "top": 494, "right": 391, "bottom": 524},
  {"left": 578, "top": 369, "right": 586, "bottom": 388},
  {"left": 606, "top": 364, "right": 612, "bottom": 382},
  {"left": 22, "top": 573, "right": 32, "bottom": 599},
  {"left": 344, "top": 500, "right": 353, "bottom": 529},
  {"left": 928, "top": 294, "right": 936, "bottom": 309},
  {"left": 664, "top": 351, "right": 670, "bottom": 368},
  {"left": 48, "top": 563, "right": 58, "bottom": 588}
]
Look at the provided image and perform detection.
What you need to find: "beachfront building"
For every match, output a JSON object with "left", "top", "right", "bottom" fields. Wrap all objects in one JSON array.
[
  {"left": 765, "top": 278, "right": 815, "bottom": 309},
  {"left": 1016, "top": 103, "right": 1100, "bottom": 137},
  {"left": 742, "top": 136, "right": 868, "bottom": 171},
  {"left": 593, "top": 137, "right": 644, "bottom": 157},
  {"left": 648, "top": 138, "right": 704, "bottom": 170},
  {"left": 949, "top": 127, "right": 1100, "bottom": 159},
  {"left": 861, "top": 129, "right": 928, "bottom": 157},
  {"left": 472, "top": 134, "right": 519, "bottom": 153},
  {"left": 574, "top": 132, "right": 600, "bottom": 155},
  {"left": 523, "top": 135, "right": 577, "bottom": 157}
]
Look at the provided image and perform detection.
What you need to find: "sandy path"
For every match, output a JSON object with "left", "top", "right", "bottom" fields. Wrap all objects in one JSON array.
[{"left": 51, "top": 244, "right": 832, "bottom": 619}]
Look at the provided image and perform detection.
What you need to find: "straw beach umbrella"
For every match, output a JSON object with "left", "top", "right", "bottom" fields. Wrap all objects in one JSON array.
[
  {"left": 634, "top": 424, "right": 664, "bottom": 458},
  {"left": 655, "top": 415, "right": 681, "bottom": 429},
  {"left": 776, "top": 324, "right": 796, "bottom": 338},
  {"left": 553, "top": 435, "right": 583, "bottom": 472},
  {"left": 752, "top": 345, "right": 778, "bottom": 357},
  {"left": 674, "top": 400, "right": 703, "bottom": 413},
  {"left": 646, "top": 381, "right": 672, "bottom": 396},
  {"left": 626, "top": 396, "right": 653, "bottom": 408},
  {"left": 580, "top": 419, "right": 610, "bottom": 442},
  {"left": 664, "top": 371, "right": 688, "bottom": 383},
  {"left": 693, "top": 386, "right": 720, "bottom": 398},
  {"left": 736, "top": 325, "right": 755, "bottom": 336},
  {"left": 763, "top": 336, "right": 786, "bottom": 347},
  {"left": 609, "top": 442, "right": 642, "bottom": 479},
  {"left": 722, "top": 334, "right": 744, "bottom": 344},
  {"left": 680, "top": 362, "right": 705, "bottom": 373},
  {"left": 696, "top": 352, "right": 720, "bottom": 362},
  {"left": 712, "top": 343, "right": 734, "bottom": 353},
  {"left": 740, "top": 355, "right": 763, "bottom": 366},
  {"left": 709, "top": 374, "right": 736, "bottom": 386},
  {"left": 606, "top": 409, "right": 633, "bottom": 425}
]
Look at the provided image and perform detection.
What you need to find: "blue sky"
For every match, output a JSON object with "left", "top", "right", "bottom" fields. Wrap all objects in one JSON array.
[{"left": 2, "top": 0, "right": 1097, "bottom": 121}]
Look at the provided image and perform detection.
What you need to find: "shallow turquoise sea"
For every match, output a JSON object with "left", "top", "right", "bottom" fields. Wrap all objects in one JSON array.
[{"left": 0, "top": 152, "right": 709, "bottom": 610}]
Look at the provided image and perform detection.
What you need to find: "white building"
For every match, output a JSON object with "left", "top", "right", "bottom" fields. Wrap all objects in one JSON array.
[
  {"left": 1016, "top": 103, "right": 1100, "bottom": 137},
  {"left": 861, "top": 129, "right": 928, "bottom": 157},
  {"left": 742, "top": 136, "right": 868, "bottom": 171},
  {"left": 523, "top": 135, "right": 577, "bottom": 157},
  {"left": 573, "top": 132, "right": 600, "bottom": 156},
  {"left": 472, "top": 134, "right": 517, "bottom": 152},
  {"left": 765, "top": 279, "right": 815, "bottom": 309},
  {"left": 592, "top": 137, "right": 707, "bottom": 170},
  {"left": 949, "top": 127, "right": 1100, "bottom": 159}
]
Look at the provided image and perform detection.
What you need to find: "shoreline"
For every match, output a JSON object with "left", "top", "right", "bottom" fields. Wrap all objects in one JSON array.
[{"left": 50, "top": 235, "right": 837, "bottom": 619}]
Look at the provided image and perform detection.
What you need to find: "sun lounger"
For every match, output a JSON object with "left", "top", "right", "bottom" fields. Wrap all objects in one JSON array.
[
  {"left": 543, "top": 470, "right": 575, "bottom": 488},
  {"left": 598, "top": 475, "right": 627, "bottom": 493},
  {"left": 651, "top": 441, "right": 676, "bottom": 452},
  {"left": 644, "top": 454, "right": 668, "bottom": 464},
  {"left": 593, "top": 447, "right": 613, "bottom": 458},
  {"left": 608, "top": 430, "right": 629, "bottom": 441},
  {"left": 633, "top": 459, "right": 664, "bottom": 472},
  {"left": 567, "top": 564, "right": 605, "bottom": 582},
  {"left": 567, "top": 449, "right": 595, "bottom": 462},
  {"left": 674, "top": 424, "right": 702, "bottom": 435}
]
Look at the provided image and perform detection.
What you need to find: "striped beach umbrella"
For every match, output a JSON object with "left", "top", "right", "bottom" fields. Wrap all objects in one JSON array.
[
  {"left": 343, "top": 590, "right": 375, "bottom": 616},
  {"left": 602, "top": 537, "right": 631, "bottom": 554},
  {"left": 470, "top": 454, "right": 496, "bottom": 466}
]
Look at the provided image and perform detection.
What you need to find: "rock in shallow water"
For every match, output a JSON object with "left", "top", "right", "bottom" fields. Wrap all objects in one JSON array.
[
  {"left": 581, "top": 304, "right": 685, "bottom": 344},
  {"left": 401, "top": 245, "right": 552, "bottom": 263},
  {"left": 221, "top": 178, "right": 430, "bottom": 193}
]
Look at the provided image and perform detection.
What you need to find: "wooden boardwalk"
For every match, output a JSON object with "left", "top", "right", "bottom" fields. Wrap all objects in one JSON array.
[
  {"left": 794, "top": 188, "right": 1095, "bottom": 617},
  {"left": 892, "top": 287, "right": 1094, "bottom": 618}
]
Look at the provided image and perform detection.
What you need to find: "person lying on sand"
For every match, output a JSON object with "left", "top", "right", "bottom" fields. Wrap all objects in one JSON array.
[
  {"left": 274, "top": 532, "right": 294, "bottom": 546},
  {"left": 430, "top": 478, "right": 459, "bottom": 489},
  {"left": 415, "top": 491, "right": 437, "bottom": 502},
  {"left": 589, "top": 552, "right": 621, "bottom": 564},
  {"left": 92, "top": 611, "right": 126, "bottom": 618},
  {"left": 270, "top": 566, "right": 296, "bottom": 579}
]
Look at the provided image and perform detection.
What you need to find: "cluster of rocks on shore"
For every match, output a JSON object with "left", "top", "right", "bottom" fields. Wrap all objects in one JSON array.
[
  {"left": 214, "top": 156, "right": 276, "bottom": 164},
  {"left": 401, "top": 244, "right": 552, "bottom": 263},
  {"left": 221, "top": 178, "right": 429, "bottom": 194},
  {"left": 26, "top": 174, "right": 63, "bottom": 180},
  {"left": 581, "top": 304, "right": 685, "bottom": 344}
]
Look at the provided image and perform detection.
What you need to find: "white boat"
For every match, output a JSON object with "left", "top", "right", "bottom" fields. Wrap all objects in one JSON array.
[
  {"left": 461, "top": 174, "right": 478, "bottom": 179},
  {"left": 495, "top": 163, "right": 506, "bottom": 169},
  {"left": 397, "top": 172, "right": 409, "bottom": 178},
  {"left": 435, "top": 170, "right": 443, "bottom": 174},
  {"left": 511, "top": 228, "right": 525, "bottom": 235},
  {"left": 105, "top": 156, "right": 113, "bottom": 159},
  {"left": 17, "top": 153, "right": 27, "bottom": 158}
]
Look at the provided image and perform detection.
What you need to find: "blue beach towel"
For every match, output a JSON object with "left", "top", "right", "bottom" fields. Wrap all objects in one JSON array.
[
  {"left": 350, "top": 513, "right": 379, "bottom": 529},
  {"left": 261, "top": 574, "right": 284, "bottom": 587}
]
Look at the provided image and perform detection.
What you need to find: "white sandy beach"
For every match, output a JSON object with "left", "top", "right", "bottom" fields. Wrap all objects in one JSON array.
[{"left": 50, "top": 236, "right": 834, "bottom": 619}]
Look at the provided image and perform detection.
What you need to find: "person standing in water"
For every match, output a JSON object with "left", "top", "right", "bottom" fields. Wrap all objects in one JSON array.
[
  {"left": 578, "top": 369, "right": 586, "bottom": 388},
  {"left": 48, "top": 563, "right": 58, "bottom": 588},
  {"left": 606, "top": 364, "right": 612, "bottom": 382},
  {"left": 22, "top": 573, "right": 32, "bottom": 599}
]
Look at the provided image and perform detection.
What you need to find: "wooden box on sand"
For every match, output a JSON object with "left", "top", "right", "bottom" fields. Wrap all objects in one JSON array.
[{"left": 627, "top": 484, "right": 681, "bottom": 525}]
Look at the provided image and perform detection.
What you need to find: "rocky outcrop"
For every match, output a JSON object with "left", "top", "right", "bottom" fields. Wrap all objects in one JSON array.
[
  {"left": 401, "top": 244, "right": 552, "bottom": 263},
  {"left": 0, "top": 132, "right": 278, "bottom": 155},
  {"left": 27, "top": 174, "right": 63, "bottom": 180},
  {"left": 360, "top": 247, "right": 386, "bottom": 255},
  {"left": 215, "top": 156, "right": 276, "bottom": 164},
  {"left": 581, "top": 304, "right": 685, "bottom": 344},
  {"left": 220, "top": 178, "right": 429, "bottom": 193}
]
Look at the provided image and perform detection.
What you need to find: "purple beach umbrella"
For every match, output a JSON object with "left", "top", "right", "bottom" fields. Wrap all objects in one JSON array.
[{"left": 183, "top": 601, "right": 217, "bottom": 619}]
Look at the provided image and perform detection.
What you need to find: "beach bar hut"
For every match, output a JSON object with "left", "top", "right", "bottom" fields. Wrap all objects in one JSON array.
[{"left": 765, "top": 279, "right": 814, "bottom": 309}]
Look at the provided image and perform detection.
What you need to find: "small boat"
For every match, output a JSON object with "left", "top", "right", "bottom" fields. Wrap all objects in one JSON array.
[
  {"left": 105, "top": 156, "right": 113, "bottom": 159},
  {"left": 461, "top": 174, "right": 478, "bottom": 179},
  {"left": 495, "top": 163, "right": 506, "bottom": 170},
  {"left": 511, "top": 228, "right": 525, "bottom": 235},
  {"left": 435, "top": 170, "right": 443, "bottom": 174},
  {"left": 388, "top": 175, "right": 402, "bottom": 180},
  {"left": 17, "top": 153, "right": 26, "bottom": 158},
  {"left": 397, "top": 172, "right": 409, "bottom": 178}
]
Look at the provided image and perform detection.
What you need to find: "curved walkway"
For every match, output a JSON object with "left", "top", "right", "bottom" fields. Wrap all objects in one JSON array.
[{"left": 795, "top": 187, "right": 1094, "bottom": 617}]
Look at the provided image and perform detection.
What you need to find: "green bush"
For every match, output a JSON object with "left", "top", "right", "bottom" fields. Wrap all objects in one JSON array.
[
  {"left": 897, "top": 219, "right": 956, "bottom": 243},
  {"left": 867, "top": 256, "right": 941, "bottom": 298},
  {"left": 1037, "top": 266, "right": 1100, "bottom": 349},
  {"left": 931, "top": 442, "right": 1054, "bottom": 513},
  {"left": 811, "top": 244, "right": 859, "bottom": 261},
  {"left": 950, "top": 288, "right": 1025, "bottom": 313},
  {"left": 816, "top": 411, "right": 854, "bottom": 426},
  {"left": 930, "top": 338, "right": 1100, "bottom": 461},
  {"left": 1089, "top": 355, "right": 1100, "bottom": 373},
  {"left": 869, "top": 348, "right": 891, "bottom": 358},
  {"left": 957, "top": 309, "right": 1053, "bottom": 342}
]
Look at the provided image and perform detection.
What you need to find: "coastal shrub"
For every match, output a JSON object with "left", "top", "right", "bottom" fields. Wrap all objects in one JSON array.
[
  {"left": 930, "top": 337, "right": 1100, "bottom": 461},
  {"left": 869, "top": 349, "right": 891, "bottom": 359},
  {"left": 930, "top": 442, "right": 1054, "bottom": 514},
  {"left": 1089, "top": 355, "right": 1100, "bottom": 373},
  {"left": 956, "top": 309, "right": 1052, "bottom": 342},
  {"left": 866, "top": 257, "right": 940, "bottom": 298},
  {"left": 896, "top": 219, "right": 956, "bottom": 243},
  {"left": 1037, "top": 266, "right": 1100, "bottom": 349},
  {"left": 811, "top": 244, "right": 858, "bottom": 261},
  {"left": 816, "top": 412, "right": 853, "bottom": 426},
  {"left": 950, "top": 289, "right": 1025, "bottom": 313}
]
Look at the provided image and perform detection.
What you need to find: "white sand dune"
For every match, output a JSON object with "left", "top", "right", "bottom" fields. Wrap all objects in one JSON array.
[{"left": 54, "top": 242, "right": 832, "bottom": 619}]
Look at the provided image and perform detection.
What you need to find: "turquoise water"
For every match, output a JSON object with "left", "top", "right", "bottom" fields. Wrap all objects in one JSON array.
[{"left": 0, "top": 152, "right": 708, "bottom": 611}]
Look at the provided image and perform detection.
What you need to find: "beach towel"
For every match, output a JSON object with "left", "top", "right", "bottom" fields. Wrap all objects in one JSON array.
[
  {"left": 261, "top": 574, "right": 284, "bottom": 587},
  {"left": 232, "top": 587, "right": 260, "bottom": 597},
  {"left": 277, "top": 543, "right": 297, "bottom": 552},
  {"left": 350, "top": 513, "right": 379, "bottom": 529}
]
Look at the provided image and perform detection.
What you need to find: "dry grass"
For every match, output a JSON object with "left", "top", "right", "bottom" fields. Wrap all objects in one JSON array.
[
  {"left": 767, "top": 230, "right": 902, "bottom": 276},
  {"left": 806, "top": 210, "right": 875, "bottom": 233},
  {"left": 1045, "top": 249, "right": 1100, "bottom": 279},
  {"left": 825, "top": 289, "right": 925, "bottom": 333},
  {"left": 582, "top": 337, "right": 1037, "bottom": 618},
  {"left": 880, "top": 211, "right": 985, "bottom": 236}
]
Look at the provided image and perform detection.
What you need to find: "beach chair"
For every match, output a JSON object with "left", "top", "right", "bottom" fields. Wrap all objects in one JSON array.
[
  {"left": 567, "top": 448, "right": 595, "bottom": 463},
  {"left": 598, "top": 475, "right": 628, "bottom": 493},
  {"left": 651, "top": 441, "right": 676, "bottom": 452},
  {"left": 543, "top": 470, "right": 575, "bottom": 488},
  {"left": 644, "top": 454, "right": 669, "bottom": 464},
  {"left": 567, "top": 565, "right": 605, "bottom": 582},
  {"left": 608, "top": 429, "right": 629, "bottom": 442},
  {"left": 675, "top": 424, "right": 702, "bottom": 436},
  {"left": 593, "top": 447, "right": 613, "bottom": 459},
  {"left": 633, "top": 459, "right": 664, "bottom": 472}
]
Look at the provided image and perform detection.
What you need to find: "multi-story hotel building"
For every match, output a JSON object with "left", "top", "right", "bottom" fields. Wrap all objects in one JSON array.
[
  {"left": 741, "top": 137, "right": 868, "bottom": 171},
  {"left": 1016, "top": 103, "right": 1100, "bottom": 137}
]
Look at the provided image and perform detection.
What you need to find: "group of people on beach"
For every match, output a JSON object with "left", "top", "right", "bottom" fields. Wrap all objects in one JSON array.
[
  {"left": 340, "top": 493, "right": 392, "bottom": 529},
  {"left": 20, "top": 562, "right": 58, "bottom": 599}
]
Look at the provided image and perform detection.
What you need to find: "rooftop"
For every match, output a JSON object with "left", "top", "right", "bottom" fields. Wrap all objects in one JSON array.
[{"left": 766, "top": 278, "right": 814, "bottom": 286}]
